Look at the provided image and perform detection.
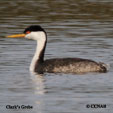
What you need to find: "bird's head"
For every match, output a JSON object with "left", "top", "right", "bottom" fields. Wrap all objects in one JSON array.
[{"left": 7, "top": 25, "right": 47, "bottom": 41}]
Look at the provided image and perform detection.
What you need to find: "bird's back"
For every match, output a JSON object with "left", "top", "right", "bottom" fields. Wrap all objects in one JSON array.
[{"left": 41, "top": 58, "right": 107, "bottom": 74}]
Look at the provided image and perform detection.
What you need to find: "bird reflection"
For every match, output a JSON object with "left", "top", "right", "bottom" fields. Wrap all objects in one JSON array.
[{"left": 30, "top": 73, "right": 46, "bottom": 113}]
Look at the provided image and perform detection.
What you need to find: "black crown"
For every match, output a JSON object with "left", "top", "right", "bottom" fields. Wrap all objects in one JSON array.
[{"left": 24, "top": 25, "right": 45, "bottom": 33}]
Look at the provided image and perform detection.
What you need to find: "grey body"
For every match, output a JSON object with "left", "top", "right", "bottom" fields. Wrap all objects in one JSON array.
[{"left": 35, "top": 58, "right": 107, "bottom": 74}]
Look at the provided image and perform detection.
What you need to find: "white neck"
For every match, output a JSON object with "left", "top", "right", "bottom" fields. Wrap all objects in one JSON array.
[{"left": 30, "top": 32, "right": 46, "bottom": 73}]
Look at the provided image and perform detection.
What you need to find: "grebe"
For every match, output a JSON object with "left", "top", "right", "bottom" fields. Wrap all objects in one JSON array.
[{"left": 7, "top": 25, "right": 108, "bottom": 74}]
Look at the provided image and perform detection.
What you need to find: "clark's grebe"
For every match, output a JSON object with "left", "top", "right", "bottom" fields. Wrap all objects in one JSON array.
[{"left": 7, "top": 25, "right": 108, "bottom": 74}]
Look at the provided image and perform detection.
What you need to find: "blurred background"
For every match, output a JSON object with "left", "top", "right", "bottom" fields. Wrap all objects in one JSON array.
[{"left": 0, "top": 0, "right": 113, "bottom": 113}]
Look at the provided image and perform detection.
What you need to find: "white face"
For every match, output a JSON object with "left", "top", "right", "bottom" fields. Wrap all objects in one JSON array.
[{"left": 25, "top": 31, "right": 46, "bottom": 41}]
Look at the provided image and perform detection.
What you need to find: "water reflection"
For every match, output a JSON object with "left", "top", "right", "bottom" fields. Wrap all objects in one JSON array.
[
  {"left": 31, "top": 74, "right": 45, "bottom": 95},
  {"left": 30, "top": 73, "right": 45, "bottom": 113}
]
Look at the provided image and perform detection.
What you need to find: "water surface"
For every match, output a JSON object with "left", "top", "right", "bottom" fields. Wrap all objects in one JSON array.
[{"left": 0, "top": 0, "right": 113, "bottom": 113}]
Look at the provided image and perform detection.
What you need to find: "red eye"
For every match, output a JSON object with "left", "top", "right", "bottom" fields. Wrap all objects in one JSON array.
[{"left": 26, "top": 31, "right": 31, "bottom": 34}]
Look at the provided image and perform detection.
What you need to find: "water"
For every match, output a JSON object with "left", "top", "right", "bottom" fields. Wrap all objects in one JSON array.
[{"left": 0, "top": 0, "right": 113, "bottom": 113}]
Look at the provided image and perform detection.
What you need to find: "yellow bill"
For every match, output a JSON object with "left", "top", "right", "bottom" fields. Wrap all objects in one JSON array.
[{"left": 6, "top": 34, "right": 26, "bottom": 38}]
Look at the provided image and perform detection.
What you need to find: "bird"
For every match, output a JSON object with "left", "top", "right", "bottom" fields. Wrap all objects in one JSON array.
[{"left": 7, "top": 25, "right": 108, "bottom": 74}]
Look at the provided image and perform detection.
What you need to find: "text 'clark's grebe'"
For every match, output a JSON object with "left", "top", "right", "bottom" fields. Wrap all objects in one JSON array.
[{"left": 7, "top": 25, "right": 108, "bottom": 74}]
